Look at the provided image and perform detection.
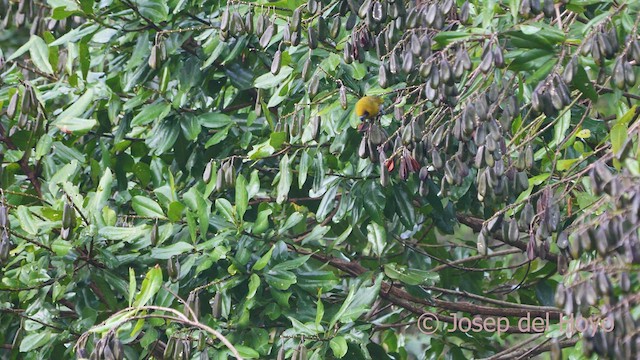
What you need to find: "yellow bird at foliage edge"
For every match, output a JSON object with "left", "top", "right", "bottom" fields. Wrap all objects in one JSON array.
[{"left": 355, "top": 96, "right": 384, "bottom": 121}]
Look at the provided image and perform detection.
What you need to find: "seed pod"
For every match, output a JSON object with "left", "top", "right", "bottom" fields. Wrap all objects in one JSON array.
[
  {"left": 339, "top": 85, "right": 348, "bottom": 109},
  {"left": 310, "top": 115, "right": 321, "bottom": 140},
  {"left": 549, "top": 86, "right": 564, "bottom": 110},
  {"left": 441, "top": 0, "right": 454, "bottom": 14},
  {"left": 7, "top": 91, "right": 18, "bottom": 119},
  {"left": 597, "top": 32, "right": 613, "bottom": 59},
  {"left": 62, "top": 202, "right": 75, "bottom": 230},
  {"left": 402, "top": 51, "right": 414, "bottom": 74},
  {"left": 343, "top": 41, "right": 354, "bottom": 64},
  {"left": 150, "top": 221, "right": 159, "bottom": 246},
  {"left": 0, "top": 204, "right": 8, "bottom": 230},
  {"left": 167, "top": 255, "right": 180, "bottom": 282},
  {"left": 612, "top": 58, "right": 626, "bottom": 90},
  {"left": 530, "top": 0, "right": 541, "bottom": 13},
  {"left": 623, "top": 60, "right": 635, "bottom": 86},
  {"left": 378, "top": 64, "right": 389, "bottom": 89},
  {"left": 431, "top": 149, "right": 443, "bottom": 169},
  {"left": 479, "top": 43, "right": 493, "bottom": 73},
  {"left": 256, "top": 14, "right": 266, "bottom": 36},
  {"left": 516, "top": 171, "right": 528, "bottom": 192},
  {"left": 148, "top": 44, "right": 159, "bottom": 69},
  {"left": 220, "top": 8, "right": 230, "bottom": 32},
  {"left": 519, "top": 0, "right": 531, "bottom": 17},
  {"left": 563, "top": 57, "right": 577, "bottom": 83},
  {"left": 301, "top": 56, "right": 312, "bottom": 81},
  {"left": 271, "top": 50, "right": 282, "bottom": 75},
  {"left": 224, "top": 161, "right": 234, "bottom": 186},
  {"left": 477, "top": 232, "right": 488, "bottom": 255},
  {"left": 259, "top": 23, "right": 275, "bottom": 49},
  {"left": 308, "top": 74, "right": 320, "bottom": 99},
  {"left": 163, "top": 337, "right": 176, "bottom": 360},
  {"left": 371, "top": 1, "right": 386, "bottom": 22},
  {"left": 345, "top": 12, "right": 357, "bottom": 30},
  {"left": 543, "top": 0, "right": 554, "bottom": 17},
  {"left": 358, "top": 136, "right": 368, "bottom": 159},
  {"left": 460, "top": 1, "right": 470, "bottom": 23},
  {"left": 291, "top": 9, "right": 301, "bottom": 32},
  {"left": 330, "top": 16, "right": 341, "bottom": 38},
  {"left": 308, "top": 26, "right": 318, "bottom": 49},
  {"left": 419, "top": 60, "right": 432, "bottom": 78},
  {"left": 508, "top": 218, "right": 519, "bottom": 242},
  {"left": 425, "top": 4, "right": 437, "bottom": 26},
  {"left": 244, "top": 10, "right": 253, "bottom": 34},
  {"left": 307, "top": 0, "right": 318, "bottom": 13},
  {"left": 228, "top": 12, "right": 242, "bottom": 37},
  {"left": 357, "top": 0, "right": 371, "bottom": 18},
  {"left": 389, "top": 50, "right": 400, "bottom": 74},
  {"left": 493, "top": 46, "right": 505, "bottom": 68},
  {"left": 629, "top": 39, "right": 640, "bottom": 63}
]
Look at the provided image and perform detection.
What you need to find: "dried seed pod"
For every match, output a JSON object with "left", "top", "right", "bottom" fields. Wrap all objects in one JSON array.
[
  {"left": 220, "top": 8, "right": 230, "bottom": 32},
  {"left": 493, "top": 46, "right": 505, "bottom": 68},
  {"left": 308, "top": 26, "right": 318, "bottom": 49},
  {"left": 308, "top": 74, "right": 320, "bottom": 99},
  {"left": 358, "top": 136, "right": 368, "bottom": 159},
  {"left": 479, "top": 43, "right": 493, "bottom": 73},
  {"left": 150, "top": 221, "right": 159, "bottom": 246},
  {"left": 459, "top": 1, "right": 470, "bottom": 23},
  {"left": 330, "top": 16, "right": 341, "bottom": 39},
  {"left": 301, "top": 56, "right": 312, "bottom": 81},
  {"left": 260, "top": 23, "right": 275, "bottom": 49},
  {"left": 378, "top": 64, "right": 388, "bottom": 88},
  {"left": 563, "top": 57, "right": 577, "bottom": 83},
  {"left": 244, "top": 10, "right": 253, "bottom": 34},
  {"left": 230, "top": 11, "right": 244, "bottom": 36},
  {"left": 402, "top": 50, "right": 414, "bottom": 74},
  {"left": 530, "top": 0, "right": 541, "bottom": 13},
  {"left": 271, "top": 50, "right": 282, "bottom": 75},
  {"left": 543, "top": 0, "right": 554, "bottom": 17},
  {"left": 167, "top": 255, "right": 180, "bottom": 282},
  {"left": 519, "top": 0, "right": 531, "bottom": 17},
  {"left": 7, "top": 91, "right": 18, "bottom": 119},
  {"left": 291, "top": 8, "right": 301, "bottom": 32},
  {"left": 148, "top": 44, "right": 159, "bottom": 69},
  {"left": 339, "top": 85, "right": 347, "bottom": 109},
  {"left": 345, "top": 12, "right": 357, "bottom": 30},
  {"left": 612, "top": 58, "right": 626, "bottom": 90},
  {"left": 215, "top": 167, "right": 224, "bottom": 191},
  {"left": 620, "top": 272, "right": 630, "bottom": 292},
  {"left": 307, "top": 0, "right": 318, "bottom": 13},
  {"left": 441, "top": 0, "right": 454, "bottom": 14},
  {"left": 310, "top": 115, "right": 321, "bottom": 141},
  {"left": 256, "top": 13, "right": 266, "bottom": 36},
  {"left": 389, "top": 50, "right": 400, "bottom": 74},
  {"left": 343, "top": 41, "right": 354, "bottom": 64},
  {"left": 623, "top": 60, "right": 635, "bottom": 86},
  {"left": 477, "top": 232, "right": 488, "bottom": 255}
]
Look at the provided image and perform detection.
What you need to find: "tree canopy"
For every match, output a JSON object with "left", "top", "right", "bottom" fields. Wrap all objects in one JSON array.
[{"left": 1, "top": 0, "right": 640, "bottom": 358}]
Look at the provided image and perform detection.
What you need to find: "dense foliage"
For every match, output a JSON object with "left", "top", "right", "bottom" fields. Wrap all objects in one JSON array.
[{"left": 1, "top": 0, "right": 640, "bottom": 358}]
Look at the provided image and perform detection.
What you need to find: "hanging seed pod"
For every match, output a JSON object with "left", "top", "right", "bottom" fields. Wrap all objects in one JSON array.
[
  {"left": 358, "top": 0, "right": 372, "bottom": 18},
  {"left": 519, "top": 0, "right": 531, "bottom": 17},
  {"left": 330, "top": 16, "right": 341, "bottom": 38},
  {"left": 519, "top": 202, "right": 534, "bottom": 231},
  {"left": 623, "top": 61, "right": 635, "bottom": 86},
  {"left": 441, "top": 0, "right": 454, "bottom": 14},
  {"left": 291, "top": 8, "right": 301, "bottom": 32},
  {"left": 543, "top": 0, "right": 554, "bottom": 17},
  {"left": 228, "top": 11, "right": 242, "bottom": 36},
  {"left": 307, "top": 0, "right": 318, "bottom": 13},
  {"left": 7, "top": 91, "right": 18, "bottom": 119},
  {"left": 308, "top": 26, "right": 318, "bottom": 49},
  {"left": 493, "top": 46, "right": 505, "bottom": 68},
  {"left": 167, "top": 255, "right": 180, "bottom": 282},
  {"left": 607, "top": 28, "right": 619, "bottom": 53},
  {"left": 110, "top": 336, "right": 124, "bottom": 360},
  {"left": 531, "top": 90, "right": 543, "bottom": 113},
  {"left": 378, "top": 64, "right": 389, "bottom": 89},
  {"left": 343, "top": 41, "right": 354, "bottom": 64},
  {"left": 563, "top": 57, "right": 577, "bottom": 83},
  {"left": 271, "top": 50, "right": 282, "bottom": 75},
  {"left": 308, "top": 74, "right": 320, "bottom": 99},
  {"left": 425, "top": 4, "right": 437, "bottom": 26},
  {"left": 215, "top": 167, "right": 224, "bottom": 191},
  {"left": 148, "top": 44, "right": 159, "bottom": 69},
  {"left": 220, "top": 8, "right": 230, "bottom": 32},
  {"left": 317, "top": 17, "right": 327, "bottom": 42},
  {"left": 402, "top": 50, "right": 414, "bottom": 74},
  {"left": 150, "top": 221, "right": 159, "bottom": 246},
  {"left": 549, "top": 86, "right": 564, "bottom": 110},
  {"left": 256, "top": 13, "right": 266, "bottom": 36},
  {"left": 597, "top": 32, "right": 613, "bottom": 59},
  {"left": 419, "top": 60, "right": 432, "bottom": 77},
  {"left": 440, "top": 60, "right": 452, "bottom": 84},
  {"left": 629, "top": 39, "right": 640, "bottom": 63},
  {"left": 612, "top": 58, "right": 626, "bottom": 90},
  {"left": 301, "top": 56, "right": 312, "bottom": 81},
  {"left": 371, "top": 1, "right": 386, "bottom": 22},
  {"left": 259, "top": 23, "right": 275, "bottom": 49},
  {"left": 224, "top": 161, "right": 234, "bottom": 186},
  {"left": 0, "top": 204, "right": 8, "bottom": 230},
  {"left": 389, "top": 50, "right": 400, "bottom": 74},
  {"left": 358, "top": 136, "right": 368, "bottom": 159},
  {"left": 477, "top": 232, "right": 488, "bottom": 255},
  {"left": 479, "top": 43, "right": 493, "bottom": 73},
  {"left": 431, "top": 149, "right": 443, "bottom": 169},
  {"left": 310, "top": 115, "right": 321, "bottom": 141},
  {"left": 244, "top": 10, "right": 253, "bottom": 34},
  {"left": 339, "top": 85, "right": 347, "bottom": 109},
  {"left": 409, "top": 34, "right": 421, "bottom": 57},
  {"left": 346, "top": 12, "right": 357, "bottom": 30},
  {"left": 508, "top": 218, "right": 519, "bottom": 242},
  {"left": 530, "top": 0, "right": 541, "bottom": 13},
  {"left": 211, "top": 292, "right": 222, "bottom": 319},
  {"left": 459, "top": 1, "right": 470, "bottom": 23}
]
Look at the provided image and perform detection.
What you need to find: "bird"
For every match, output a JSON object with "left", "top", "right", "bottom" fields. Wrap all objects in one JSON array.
[{"left": 355, "top": 96, "right": 384, "bottom": 122}]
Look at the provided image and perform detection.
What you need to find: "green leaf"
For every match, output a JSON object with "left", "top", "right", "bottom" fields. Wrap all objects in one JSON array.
[
  {"left": 235, "top": 174, "right": 249, "bottom": 219},
  {"left": 20, "top": 332, "right": 52, "bottom": 352},
  {"left": 264, "top": 269, "right": 297, "bottom": 290},
  {"left": 129, "top": 268, "right": 136, "bottom": 306},
  {"left": 199, "top": 113, "right": 233, "bottom": 128},
  {"left": 330, "top": 336, "right": 348, "bottom": 358},
  {"left": 55, "top": 117, "right": 97, "bottom": 133},
  {"left": 252, "top": 245, "right": 274, "bottom": 271},
  {"left": 98, "top": 226, "right": 146, "bottom": 241},
  {"left": 366, "top": 223, "right": 386, "bottom": 256},
  {"left": 131, "top": 103, "right": 171, "bottom": 126},
  {"left": 254, "top": 66, "right": 293, "bottom": 89},
  {"left": 247, "top": 273, "right": 260, "bottom": 300},
  {"left": 133, "top": 266, "right": 163, "bottom": 307},
  {"left": 204, "top": 125, "right": 231, "bottom": 148},
  {"left": 362, "top": 180, "right": 385, "bottom": 224},
  {"left": 272, "top": 254, "right": 312, "bottom": 271},
  {"left": 135, "top": 0, "right": 169, "bottom": 22},
  {"left": 383, "top": 264, "right": 439, "bottom": 286},
  {"left": 16, "top": 206, "right": 38, "bottom": 235},
  {"left": 29, "top": 35, "right": 54, "bottom": 74},
  {"left": 215, "top": 198, "right": 235, "bottom": 223},
  {"left": 150, "top": 242, "right": 195, "bottom": 259},
  {"left": 611, "top": 123, "right": 627, "bottom": 157},
  {"left": 132, "top": 196, "right": 165, "bottom": 218},
  {"left": 56, "top": 88, "right": 95, "bottom": 124},
  {"left": 276, "top": 154, "right": 292, "bottom": 204}
]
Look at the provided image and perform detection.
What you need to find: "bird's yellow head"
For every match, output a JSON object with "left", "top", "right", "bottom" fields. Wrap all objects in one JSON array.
[{"left": 355, "top": 96, "right": 384, "bottom": 121}]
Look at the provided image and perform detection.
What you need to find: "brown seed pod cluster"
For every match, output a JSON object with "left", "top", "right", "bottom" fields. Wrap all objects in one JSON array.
[
  {"left": 89, "top": 330, "right": 124, "bottom": 360},
  {"left": 530, "top": 74, "right": 572, "bottom": 117},
  {"left": 163, "top": 335, "right": 192, "bottom": 360},
  {"left": 215, "top": 158, "right": 235, "bottom": 191},
  {"left": 0, "top": 199, "right": 10, "bottom": 264},
  {"left": 519, "top": 0, "right": 560, "bottom": 18},
  {"left": 167, "top": 255, "right": 181, "bottom": 282}
]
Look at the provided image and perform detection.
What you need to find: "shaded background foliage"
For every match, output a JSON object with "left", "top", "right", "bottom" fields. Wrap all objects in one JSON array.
[{"left": 0, "top": 0, "right": 639, "bottom": 358}]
